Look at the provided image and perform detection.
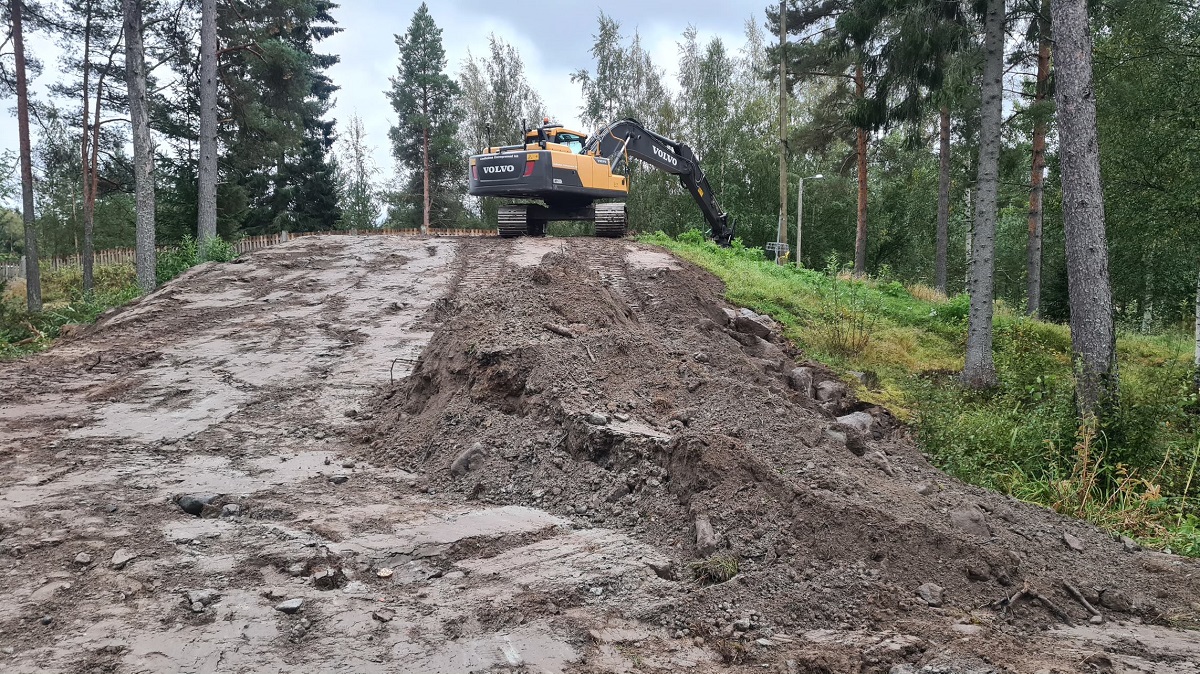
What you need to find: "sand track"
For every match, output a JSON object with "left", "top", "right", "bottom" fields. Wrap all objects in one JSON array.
[{"left": 0, "top": 235, "right": 1197, "bottom": 673}]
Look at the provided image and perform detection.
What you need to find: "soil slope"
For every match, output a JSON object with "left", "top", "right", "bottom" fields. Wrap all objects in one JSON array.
[{"left": 0, "top": 235, "right": 1197, "bottom": 674}]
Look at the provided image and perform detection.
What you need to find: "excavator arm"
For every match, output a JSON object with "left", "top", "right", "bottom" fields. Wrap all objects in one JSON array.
[{"left": 582, "top": 118, "right": 736, "bottom": 246}]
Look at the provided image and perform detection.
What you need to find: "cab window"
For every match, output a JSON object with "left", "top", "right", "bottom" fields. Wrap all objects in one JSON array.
[{"left": 554, "top": 132, "right": 585, "bottom": 153}]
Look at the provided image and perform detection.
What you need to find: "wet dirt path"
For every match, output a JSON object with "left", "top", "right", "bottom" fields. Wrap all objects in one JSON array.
[{"left": 0, "top": 236, "right": 708, "bottom": 673}]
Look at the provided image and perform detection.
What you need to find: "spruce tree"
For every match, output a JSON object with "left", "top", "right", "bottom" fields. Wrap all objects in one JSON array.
[{"left": 387, "top": 2, "right": 463, "bottom": 233}]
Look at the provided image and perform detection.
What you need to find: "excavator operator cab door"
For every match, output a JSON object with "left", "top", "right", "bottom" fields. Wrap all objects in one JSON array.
[{"left": 554, "top": 132, "right": 585, "bottom": 154}]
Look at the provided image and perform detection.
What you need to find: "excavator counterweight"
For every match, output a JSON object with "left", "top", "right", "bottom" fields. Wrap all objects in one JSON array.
[{"left": 467, "top": 118, "right": 735, "bottom": 244}]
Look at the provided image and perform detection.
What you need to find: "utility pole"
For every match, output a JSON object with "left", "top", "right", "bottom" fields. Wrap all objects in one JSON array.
[{"left": 776, "top": 0, "right": 789, "bottom": 265}]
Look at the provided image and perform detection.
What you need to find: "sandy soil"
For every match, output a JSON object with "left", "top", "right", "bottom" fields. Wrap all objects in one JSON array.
[{"left": 0, "top": 234, "right": 1197, "bottom": 674}]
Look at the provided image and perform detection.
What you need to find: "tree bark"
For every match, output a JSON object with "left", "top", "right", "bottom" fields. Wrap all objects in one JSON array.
[
  {"left": 123, "top": 0, "right": 156, "bottom": 293},
  {"left": 1027, "top": 0, "right": 1051, "bottom": 317},
  {"left": 197, "top": 0, "right": 218, "bottom": 241},
  {"left": 936, "top": 105, "right": 950, "bottom": 294},
  {"left": 421, "top": 126, "right": 430, "bottom": 235},
  {"left": 1052, "top": 0, "right": 1119, "bottom": 417},
  {"left": 80, "top": 0, "right": 94, "bottom": 293},
  {"left": 1194, "top": 270, "right": 1199, "bottom": 395},
  {"left": 962, "top": 0, "right": 1004, "bottom": 389},
  {"left": 854, "top": 61, "right": 868, "bottom": 276},
  {"left": 11, "top": 0, "right": 41, "bottom": 312}
]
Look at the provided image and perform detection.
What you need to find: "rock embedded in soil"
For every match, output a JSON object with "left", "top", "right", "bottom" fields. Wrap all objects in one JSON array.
[
  {"left": 176, "top": 493, "right": 219, "bottom": 516},
  {"left": 949, "top": 507, "right": 991, "bottom": 538},
  {"left": 788, "top": 367, "right": 814, "bottom": 395},
  {"left": 110, "top": 548, "right": 136, "bottom": 570},
  {"left": 275, "top": 598, "right": 304, "bottom": 614},
  {"left": 1063, "top": 531, "right": 1085, "bottom": 552},
  {"left": 372, "top": 608, "right": 395, "bottom": 623},
  {"left": 1099, "top": 589, "right": 1132, "bottom": 612},
  {"left": 186, "top": 589, "right": 220, "bottom": 608},
  {"left": 328, "top": 474, "right": 349, "bottom": 485},
  {"left": 311, "top": 567, "right": 347, "bottom": 590},
  {"left": 814, "top": 380, "right": 847, "bottom": 403},
  {"left": 450, "top": 443, "right": 486, "bottom": 477},
  {"left": 74, "top": 552, "right": 92, "bottom": 565},
  {"left": 585, "top": 412, "right": 609, "bottom": 426},
  {"left": 1120, "top": 536, "right": 1141, "bottom": 552},
  {"left": 836, "top": 411, "right": 874, "bottom": 434},
  {"left": 222, "top": 503, "right": 242, "bottom": 517},
  {"left": 916, "top": 582, "right": 946, "bottom": 607},
  {"left": 695, "top": 515, "right": 720, "bottom": 555}
]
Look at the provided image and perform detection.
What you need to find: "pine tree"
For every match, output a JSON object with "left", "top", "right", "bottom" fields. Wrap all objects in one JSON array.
[
  {"left": 1053, "top": 0, "right": 1118, "bottom": 415},
  {"left": 6, "top": 0, "right": 42, "bottom": 310},
  {"left": 123, "top": 0, "right": 155, "bottom": 292},
  {"left": 387, "top": 2, "right": 462, "bottom": 233}
]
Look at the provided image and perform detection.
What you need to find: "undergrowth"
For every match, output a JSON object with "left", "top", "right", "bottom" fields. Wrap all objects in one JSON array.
[
  {"left": 1, "top": 236, "right": 238, "bottom": 359},
  {"left": 645, "top": 229, "right": 1200, "bottom": 556}
]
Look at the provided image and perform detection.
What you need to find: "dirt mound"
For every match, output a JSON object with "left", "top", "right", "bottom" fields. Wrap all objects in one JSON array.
[{"left": 367, "top": 238, "right": 1200, "bottom": 670}]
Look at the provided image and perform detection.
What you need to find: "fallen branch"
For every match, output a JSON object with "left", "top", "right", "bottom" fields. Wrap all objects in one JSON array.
[
  {"left": 585, "top": 345, "right": 596, "bottom": 363},
  {"left": 543, "top": 323, "right": 575, "bottom": 339},
  {"left": 991, "top": 582, "right": 1075, "bottom": 626},
  {"left": 1063, "top": 581, "right": 1103, "bottom": 619},
  {"left": 23, "top": 320, "right": 45, "bottom": 340}
]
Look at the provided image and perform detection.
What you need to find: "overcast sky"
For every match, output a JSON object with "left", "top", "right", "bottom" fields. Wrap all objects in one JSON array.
[{"left": 1, "top": 0, "right": 765, "bottom": 195}]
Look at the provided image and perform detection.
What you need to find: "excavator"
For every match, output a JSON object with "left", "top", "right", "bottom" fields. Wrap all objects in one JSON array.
[{"left": 467, "top": 117, "right": 735, "bottom": 244}]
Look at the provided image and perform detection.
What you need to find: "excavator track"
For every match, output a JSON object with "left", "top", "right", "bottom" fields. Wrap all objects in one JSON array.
[
  {"left": 497, "top": 205, "right": 529, "bottom": 238},
  {"left": 594, "top": 202, "right": 628, "bottom": 238}
]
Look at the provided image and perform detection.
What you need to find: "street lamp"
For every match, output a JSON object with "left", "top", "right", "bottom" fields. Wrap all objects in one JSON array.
[{"left": 796, "top": 174, "right": 823, "bottom": 267}]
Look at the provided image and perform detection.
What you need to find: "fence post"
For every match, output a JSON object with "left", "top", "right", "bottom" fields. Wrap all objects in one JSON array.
[{"left": 280, "top": 230, "right": 289, "bottom": 243}]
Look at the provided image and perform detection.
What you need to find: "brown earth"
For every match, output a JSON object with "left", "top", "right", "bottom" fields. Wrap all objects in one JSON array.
[{"left": 1, "top": 234, "right": 1198, "bottom": 673}]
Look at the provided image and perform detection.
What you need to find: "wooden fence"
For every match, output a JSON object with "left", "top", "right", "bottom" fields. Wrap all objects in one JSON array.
[{"left": 0, "top": 228, "right": 495, "bottom": 280}]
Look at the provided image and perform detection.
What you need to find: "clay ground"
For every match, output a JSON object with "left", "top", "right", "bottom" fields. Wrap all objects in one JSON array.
[{"left": 0, "top": 235, "right": 1198, "bottom": 674}]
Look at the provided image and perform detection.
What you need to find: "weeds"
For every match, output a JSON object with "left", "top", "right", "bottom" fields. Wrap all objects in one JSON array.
[
  {"left": 817, "top": 255, "right": 876, "bottom": 356},
  {"left": 690, "top": 554, "right": 739, "bottom": 584}
]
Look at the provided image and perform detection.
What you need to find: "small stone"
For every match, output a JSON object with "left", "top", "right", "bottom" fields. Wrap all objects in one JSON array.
[
  {"left": 372, "top": 608, "right": 395, "bottom": 622},
  {"left": 287, "top": 563, "right": 306, "bottom": 576},
  {"left": 865, "top": 451, "right": 895, "bottom": 477},
  {"left": 176, "top": 494, "right": 218, "bottom": 517},
  {"left": 341, "top": 461, "right": 355, "bottom": 469},
  {"left": 1120, "top": 536, "right": 1141, "bottom": 553},
  {"left": 590, "top": 587, "right": 604, "bottom": 596},
  {"left": 916, "top": 582, "right": 945, "bottom": 607},
  {"left": 732, "top": 617, "right": 752, "bottom": 631},
  {"left": 1099, "top": 589, "right": 1132, "bottom": 612},
  {"left": 74, "top": 552, "right": 93, "bottom": 565},
  {"left": 814, "top": 380, "right": 847, "bottom": 403},
  {"left": 1089, "top": 614, "right": 1104, "bottom": 624},
  {"left": 585, "top": 412, "right": 609, "bottom": 426},
  {"left": 275, "top": 598, "right": 304, "bottom": 614},
  {"left": 1063, "top": 531, "right": 1085, "bottom": 552},
  {"left": 613, "top": 412, "right": 631, "bottom": 423},
  {"left": 190, "top": 602, "right": 205, "bottom": 613},
  {"left": 328, "top": 474, "right": 349, "bottom": 485},
  {"left": 450, "top": 443, "right": 486, "bottom": 478},
  {"left": 605, "top": 483, "right": 630, "bottom": 503},
  {"left": 344, "top": 409, "right": 358, "bottom": 418},
  {"left": 949, "top": 507, "right": 990, "bottom": 538},
  {"left": 916, "top": 481, "right": 938, "bottom": 496},
  {"left": 186, "top": 589, "right": 219, "bottom": 607},
  {"left": 755, "top": 638, "right": 775, "bottom": 647},
  {"left": 646, "top": 560, "right": 677, "bottom": 581},
  {"left": 376, "top": 568, "right": 393, "bottom": 578},
  {"left": 222, "top": 503, "right": 242, "bottom": 517},
  {"left": 110, "top": 548, "right": 136, "bottom": 570},
  {"left": 836, "top": 411, "right": 873, "bottom": 434},
  {"left": 40, "top": 615, "right": 53, "bottom": 626},
  {"left": 693, "top": 352, "right": 710, "bottom": 363}
]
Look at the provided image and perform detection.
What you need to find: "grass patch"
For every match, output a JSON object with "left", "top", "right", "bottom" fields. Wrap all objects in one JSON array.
[
  {"left": 644, "top": 229, "right": 1200, "bottom": 556},
  {"left": 1, "top": 236, "right": 238, "bottom": 359},
  {"left": 690, "top": 554, "right": 740, "bottom": 584}
]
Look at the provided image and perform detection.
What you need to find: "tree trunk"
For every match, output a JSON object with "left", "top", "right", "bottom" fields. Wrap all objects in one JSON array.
[
  {"left": 1194, "top": 270, "right": 1199, "bottom": 395},
  {"left": 197, "top": 0, "right": 218, "bottom": 242},
  {"left": 854, "top": 61, "right": 868, "bottom": 276},
  {"left": 422, "top": 126, "right": 430, "bottom": 235},
  {"left": 1052, "top": 0, "right": 1119, "bottom": 417},
  {"left": 11, "top": 0, "right": 41, "bottom": 312},
  {"left": 1027, "top": 0, "right": 1051, "bottom": 317},
  {"left": 124, "top": 0, "right": 156, "bottom": 293},
  {"left": 962, "top": 0, "right": 1004, "bottom": 389},
  {"left": 80, "top": 0, "right": 94, "bottom": 293},
  {"left": 936, "top": 105, "right": 950, "bottom": 294}
]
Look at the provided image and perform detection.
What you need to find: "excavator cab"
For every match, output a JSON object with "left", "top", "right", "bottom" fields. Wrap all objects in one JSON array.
[{"left": 524, "top": 118, "right": 586, "bottom": 153}]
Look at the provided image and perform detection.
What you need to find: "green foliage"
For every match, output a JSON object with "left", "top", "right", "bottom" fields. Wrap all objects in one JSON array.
[
  {"left": 649, "top": 232, "right": 1200, "bottom": 555},
  {"left": 387, "top": 3, "right": 465, "bottom": 229},
  {"left": 690, "top": 554, "right": 739, "bottom": 584}
]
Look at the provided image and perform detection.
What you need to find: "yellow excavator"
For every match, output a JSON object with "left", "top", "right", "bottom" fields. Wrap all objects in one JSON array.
[{"left": 467, "top": 117, "right": 735, "bottom": 243}]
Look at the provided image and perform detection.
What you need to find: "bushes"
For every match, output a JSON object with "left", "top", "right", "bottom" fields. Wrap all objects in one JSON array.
[{"left": 157, "top": 235, "right": 237, "bottom": 285}]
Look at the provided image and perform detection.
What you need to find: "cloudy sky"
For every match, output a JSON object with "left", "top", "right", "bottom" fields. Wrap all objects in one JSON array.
[{"left": 2, "top": 0, "right": 767, "bottom": 191}]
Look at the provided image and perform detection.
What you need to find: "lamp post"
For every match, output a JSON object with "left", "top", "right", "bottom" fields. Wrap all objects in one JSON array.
[{"left": 796, "top": 174, "right": 823, "bottom": 267}]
